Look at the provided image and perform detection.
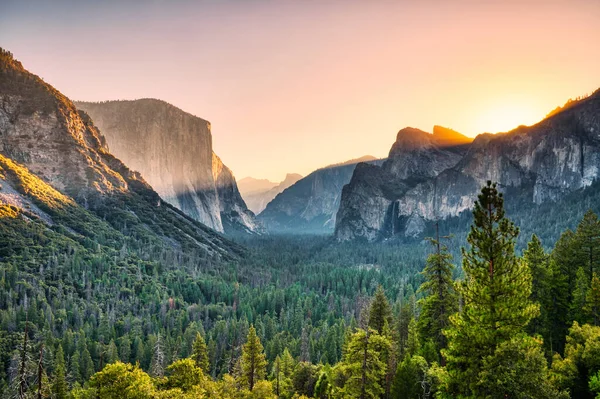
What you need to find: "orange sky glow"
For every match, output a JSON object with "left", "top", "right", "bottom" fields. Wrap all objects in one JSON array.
[{"left": 1, "top": 0, "right": 599, "bottom": 181}]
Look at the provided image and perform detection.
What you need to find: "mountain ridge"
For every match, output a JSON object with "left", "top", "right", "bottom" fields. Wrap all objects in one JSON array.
[{"left": 335, "top": 90, "right": 600, "bottom": 241}]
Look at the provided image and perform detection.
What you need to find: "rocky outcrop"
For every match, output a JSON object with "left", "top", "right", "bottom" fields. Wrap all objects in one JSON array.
[
  {"left": 76, "top": 99, "right": 260, "bottom": 235},
  {"left": 335, "top": 128, "right": 471, "bottom": 240},
  {"left": 239, "top": 173, "right": 303, "bottom": 214},
  {"left": 0, "top": 48, "right": 239, "bottom": 258},
  {"left": 259, "top": 156, "right": 382, "bottom": 233},
  {"left": 335, "top": 92, "right": 600, "bottom": 241}
]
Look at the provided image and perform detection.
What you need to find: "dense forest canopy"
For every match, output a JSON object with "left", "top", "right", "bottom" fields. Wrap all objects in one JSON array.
[{"left": 2, "top": 179, "right": 600, "bottom": 398}]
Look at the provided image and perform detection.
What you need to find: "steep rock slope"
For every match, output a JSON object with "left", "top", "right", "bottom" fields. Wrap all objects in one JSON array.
[
  {"left": 76, "top": 99, "right": 260, "bottom": 234},
  {"left": 259, "top": 156, "right": 382, "bottom": 233},
  {"left": 240, "top": 173, "right": 303, "bottom": 214},
  {"left": 336, "top": 94, "right": 600, "bottom": 241},
  {"left": 335, "top": 126, "right": 471, "bottom": 241},
  {"left": 0, "top": 48, "right": 240, "bottom": 258}
]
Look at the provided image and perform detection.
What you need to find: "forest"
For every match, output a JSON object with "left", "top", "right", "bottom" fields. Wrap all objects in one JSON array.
[{"left": 1, "top": 180, "right": 600, "bottom": 398}]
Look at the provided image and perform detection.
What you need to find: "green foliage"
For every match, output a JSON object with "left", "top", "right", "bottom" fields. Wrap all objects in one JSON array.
[
  {"left": 417, "top": 228, "right": 457, "bottom": 357},
  {"left": 391, "top": 355, "right": 428, "bottom": 399},
  {"left": 164, "top": 358, "right": 204, "bottom": 392},
  {"left": 52, "top": 345, "right": 68, "bottom": 399},
  {"left": 240, "top": 325, "right": 267, "bottom": 391},
  {"left": 443, "top": 181, "right": 540, "bottom": 397},
  {"left": 551, "top": 322, "right": 600, "bottom": 398},
  {"left": 478, "top": 335, "right": 566, "bottom": 399},
  {"left": 368, "top": 285, "right": 392, "bottom": 335},
  {"left": 335, "top": 328, "right": 391, "bottom": 399},
  {"left": 191, "top": 333, "right": 210, "bottom": 374},
  {"left": 86, "top": 362, "right": 155, "bottom": 399}
]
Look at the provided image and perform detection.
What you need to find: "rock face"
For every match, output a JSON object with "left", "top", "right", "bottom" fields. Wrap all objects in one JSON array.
[
  {"left": 239, "top": 173, "right": 303, "bottom": 214},
  {"left": 335, "top": 127, "right": 471, "bottom": 241},
  {"left": 258, "top": 156, "right": 382, "bottom": 233},
  {"left": 335, "top": 93, "right": 600, "bottom": 241},
  {"left": 0, "top": 48, "right": 239, "bottom": 257},
  {"left": 76, "top": 99, "right": 260, "bottom": 234}
]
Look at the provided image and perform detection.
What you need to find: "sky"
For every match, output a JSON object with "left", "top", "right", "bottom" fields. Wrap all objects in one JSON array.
[{"left": 1, "top": 0, "right": 599, "bottom": 182}]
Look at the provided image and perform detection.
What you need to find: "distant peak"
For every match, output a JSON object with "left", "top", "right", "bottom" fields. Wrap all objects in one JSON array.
[
  {"left": 283, "top": 173, "right": 303, "bottom": 182},
  {"left": 432, "top": 125, "right": 473, "bottom": 146},
  {"left": 324, "top": 155, "right": 379, "bottom": 169}
]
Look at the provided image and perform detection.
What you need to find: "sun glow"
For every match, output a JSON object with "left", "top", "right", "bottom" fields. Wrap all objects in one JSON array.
[{"left": 472, "top": 103, "right": 544, "bottom": 135}]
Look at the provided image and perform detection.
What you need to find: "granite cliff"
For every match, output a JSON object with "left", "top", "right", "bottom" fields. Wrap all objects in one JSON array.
[
  {"left": 0, "top": 48, "right": 240, "bottom": 257},
  {"left": 76, "top": 99, "right": 260, "bottom": 234},
  {"left": 335, "top": 94, "right": 600, "bottom": 241}
]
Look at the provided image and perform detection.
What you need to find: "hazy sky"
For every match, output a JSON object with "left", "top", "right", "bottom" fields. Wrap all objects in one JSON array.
[{"left": 1, "top": 0, "right": 599, "bottom": 181}]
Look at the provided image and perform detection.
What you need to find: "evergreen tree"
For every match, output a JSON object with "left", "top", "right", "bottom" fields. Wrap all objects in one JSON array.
[
  {"left": 523, "top": 234, "right": 551, "bottom": 336},
  {"left": 150, "top": 334, "right": 165, "bottom": 378},
  {"left": 240, "top": 325, "right": 267, "bottom": 391},
  {"left": 368, "top": 286, "right": 392, "bottom": 335},
  {"left": 191, "top": 332, "right": 210, "bottom": 374},
  {"left": 340, "top": 328, "right": 391, "bottom": 399},
  {"left": 391, "top": 355, "right": 428, "bottom": 399},
  {"left": 443, "top": 181, "right": 539, "bottom": 397},
  {"left": 573, "top": 267, "right": 591, "bottom": 324},
  {"left": 585, "top": 274, "right": 600, "bottom": 326},
  {"left": 575, "top": 210, "right": 600, "bottom": 282},
  {"left": 52, "top": 345, "right": 68, "bottom": 399},
  {"left": 417, "top": 224, "right": 457, "bottom": 359},
  {"left": 550, "top": 229, "right": 580, "bottom": 352},
  {"left": 69, "top": 351, "right": 81, "bottom": 385}
]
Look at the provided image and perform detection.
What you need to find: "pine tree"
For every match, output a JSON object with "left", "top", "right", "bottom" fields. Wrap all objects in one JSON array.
[
  {"left": 523, "top": 234, "right": 551, "bottom": 336},
  {"left": 551, "top": 228, "right": 579, "bottom": 348},
  {"left": 191, "top": 332, "right": 210, "bottom": 374},
  {"left": 240, "top": 325, "right": 267, "bottom": 391},
  {"left": 52, "top": 345, "right": 68, "bottom": 399},
  {"left": 368, "top": 286, "right": 392, "bottom": 335},
  {"left": 417, "top": 224, "right": 457, "bottom": 358},
  {"left": 340, "top": 328, "right": 391, "bottom": 399},
  {"left": 443, "top": 181, "right": 539, "bottom": 397},
  {"left": 150, "top": 334, "right": 165, "bottom": 378},
  {"left": 575, "top": 210, "right": 600, "bottom": 282},
  {"left": 585, "top": 273, "right": 600, "bottom": 326},
  {"left": 572, "top": 267, "right": 590, "bottom": 324}
]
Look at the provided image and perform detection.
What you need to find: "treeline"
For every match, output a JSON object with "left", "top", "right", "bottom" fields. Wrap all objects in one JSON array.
[{"left": 4, "top": 181, "right": 600, "bottom": 398}]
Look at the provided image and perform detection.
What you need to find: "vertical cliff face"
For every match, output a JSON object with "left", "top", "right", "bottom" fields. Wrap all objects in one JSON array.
[
  {"left": 335, "top": 92, "right": 600, "bottom": 241},
  {"left": 258, "top": 156, "right": 383, "bottom": 233},
  {"left": 76, "top": 100, "right": 260, "bottom": 234},
  {"left": 335, "top": 127, "right": 471, "bottom": 240},
  {"left": 0, "top": 48, "right": 239, "bottom": 257}
]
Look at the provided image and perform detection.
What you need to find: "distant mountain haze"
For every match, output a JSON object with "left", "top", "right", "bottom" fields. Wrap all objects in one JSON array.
[
  {"left": 76, "top": 99, "right": 261, "bottom": 235},
  {"left": 239, "top": 173, "right": 303, "bottom": 214},
  {"left": 258, "top": 156, "right": 383, "bottom": 234}
]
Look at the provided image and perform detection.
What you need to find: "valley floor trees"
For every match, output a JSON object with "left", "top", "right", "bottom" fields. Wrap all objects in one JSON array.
[{"left": 3, "top": 181, "right": 600, "bottom": 398}]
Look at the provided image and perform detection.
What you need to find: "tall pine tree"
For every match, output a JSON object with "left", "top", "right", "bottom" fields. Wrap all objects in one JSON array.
[
  {"left": 240, "top": 325, "right": 267, "bottom": 391},
  {"left": 190, "top": 332, "right": 210, "bottom": 374},
  {"left": 52, "top": 345, "right": 68, "bottom": 399},
  {"left": 417, "top": 223, "right": 457, "bottom": 359},
  {"left": 443, "top": 181, "right": 539, "bottom": 397}
]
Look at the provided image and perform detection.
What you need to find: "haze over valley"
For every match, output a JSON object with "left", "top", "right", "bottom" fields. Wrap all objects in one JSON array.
[{"left": 1, "top": 1, "right": 600, "bottom": 398}]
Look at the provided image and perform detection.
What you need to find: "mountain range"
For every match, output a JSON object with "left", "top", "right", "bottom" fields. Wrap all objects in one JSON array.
[{"left": 335, "top": 97, "right": 600, "bottom": 240}]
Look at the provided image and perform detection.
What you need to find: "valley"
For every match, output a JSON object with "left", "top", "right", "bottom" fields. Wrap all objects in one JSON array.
[{"left": 1, "top": 1, "right": 600, "bottom": 397}]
